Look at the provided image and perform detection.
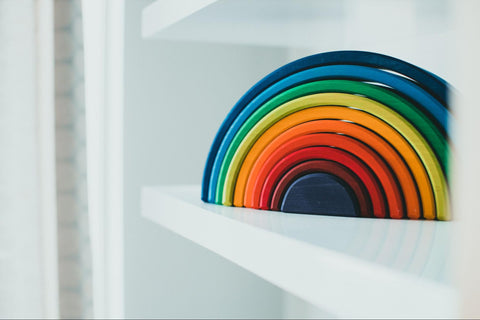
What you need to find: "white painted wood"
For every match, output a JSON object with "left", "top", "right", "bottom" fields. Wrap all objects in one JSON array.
[
  {"left": 36, "top": 0, "right": 59, "bottom": 317},
  {"left": 141, "top": 0, "right": 453, "bottom": 54},
  {"left": 104, "top": 0, "right": 125, "bottom": 317},
  {"left": 139, "top": 1, "right": 463, "bottom": 317},
  {"left": 452, "top": 0, "right": 480, "bottom": 317},
  {"left": 142, "top": 185, "right": 459, "bottom": 318},
  {"left": 142, "top": 0, "right": 217, "bottom": 38},
  {"left": 83, "top": 1, "right": 125, "bottom": 317}
]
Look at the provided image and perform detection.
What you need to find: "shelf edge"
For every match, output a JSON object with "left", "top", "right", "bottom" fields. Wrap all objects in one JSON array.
[
  {"left": 142, "top": 186, "right": 459, "bottom": 318},
  {"left": 142, "top": 0, "right": 218, "bottom": 38}
]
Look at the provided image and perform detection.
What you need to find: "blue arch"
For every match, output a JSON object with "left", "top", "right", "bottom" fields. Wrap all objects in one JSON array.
[
  {"left": 201, "top": 51, "right": 450, "bottom": 202},
  {"left": 206, "top": 65, "right": 451, "bottom": 202}
]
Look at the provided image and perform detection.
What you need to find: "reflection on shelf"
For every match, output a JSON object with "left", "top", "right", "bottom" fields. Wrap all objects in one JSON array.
[{"left": 142, "top": 185, "right": 458, "bottom": 318}]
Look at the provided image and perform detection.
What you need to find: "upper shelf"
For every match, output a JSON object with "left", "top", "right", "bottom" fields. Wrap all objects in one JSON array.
[
  {"left": 142, "top": 185, "right": 458, "bottom": 318},
  {"left": 142, "top": 0, "right": 454, "bottom": 51}
]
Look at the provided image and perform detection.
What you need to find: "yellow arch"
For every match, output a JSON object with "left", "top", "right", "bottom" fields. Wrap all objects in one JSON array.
[{"left": 221, "top": 93, "right": 449, "bottom": 220}]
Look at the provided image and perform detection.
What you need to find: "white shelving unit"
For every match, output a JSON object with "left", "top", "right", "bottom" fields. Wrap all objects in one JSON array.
[
  {"left": 142, "top": 0, "right": 351, "bottom": 48},
  {"left": 142, "top": 0, "right": 454, "bottom": 67},
  {"left": 139, "top": 0, "right": 480, "bottom": 317},
  {"left": 142, "top": 0, "right": 456, "bottom": 83},
  {"left": 142, "top": 185, "right": 458, "bottom": 318}
]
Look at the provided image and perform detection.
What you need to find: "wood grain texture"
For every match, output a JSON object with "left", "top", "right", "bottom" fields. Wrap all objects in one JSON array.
[{"left": 280, "top": 173, "right": 359, "bottom": 217}]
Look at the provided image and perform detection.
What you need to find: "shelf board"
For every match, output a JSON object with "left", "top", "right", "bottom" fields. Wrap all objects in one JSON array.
[
  {"left": 142, "top": 0, "right": 452, "bottom": 50},
  {"left": 141, "top": 185, "right": 458, "bottom": 318}
]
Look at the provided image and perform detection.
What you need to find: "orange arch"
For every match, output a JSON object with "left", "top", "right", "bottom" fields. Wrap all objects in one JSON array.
[
  {"left": 236, "top": 107, "right": 435, "bottom": 219},
  {"left": 240, "top": 120, "right": 421, "bottom": 218},
  {"left": 250, "top": 133, "right": 404, "bottom": 218}
]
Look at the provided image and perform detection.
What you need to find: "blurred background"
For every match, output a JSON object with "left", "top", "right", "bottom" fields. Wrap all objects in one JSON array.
[{"left": 1, "top": 0, "right": 480, "bottom": 318}]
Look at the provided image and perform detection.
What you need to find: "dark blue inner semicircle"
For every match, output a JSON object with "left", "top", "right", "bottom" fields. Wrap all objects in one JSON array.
[{"left": 280, "top": 172, "right": 360, "bottom": 217}]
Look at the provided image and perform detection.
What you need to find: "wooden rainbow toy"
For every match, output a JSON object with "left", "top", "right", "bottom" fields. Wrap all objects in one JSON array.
[{"left": 202, "top": 51, "right": 451, "bottom": 220}]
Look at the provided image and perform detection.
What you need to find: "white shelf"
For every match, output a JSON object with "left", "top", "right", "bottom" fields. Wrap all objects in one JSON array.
[
  {"left": 141, "top": 185, "right": 458, "bottom": 318},
  {"left": 142, "top": 0, "right": 453, "bottom": 51}
]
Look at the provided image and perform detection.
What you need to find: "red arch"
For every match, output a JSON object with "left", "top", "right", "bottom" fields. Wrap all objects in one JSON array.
[
  {"left": 269, "top": 160, "right": 372, "bottom": 217},
  {"left": 239, "top": 119, "right": 420, "bottom": 218},
  {"left": 253, "top": 146, "right": 387, "bottom": 217},
  {"left": 257, "top": 146, "right": 385, "bottom": 217},
  {"left": 250, "top": 134, "right": 404, "bottom": 218}
]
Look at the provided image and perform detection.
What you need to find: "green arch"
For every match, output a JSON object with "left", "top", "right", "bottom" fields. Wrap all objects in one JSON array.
[
  {"left": 220, "top": 80, "right": 448, "bottom": 182},
  {"left": 216, "top": 93, "right": 449, "bottom": 220}
]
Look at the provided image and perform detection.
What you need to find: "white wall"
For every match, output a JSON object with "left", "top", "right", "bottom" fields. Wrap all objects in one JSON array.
[{"left": 123, "top": 0, "right": 290, "bottom": 317}]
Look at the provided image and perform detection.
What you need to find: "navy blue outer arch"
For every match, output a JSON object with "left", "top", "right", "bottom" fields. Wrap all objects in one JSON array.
[{"left": 201, "top": 50, "right": 450, "bottom": 202}]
